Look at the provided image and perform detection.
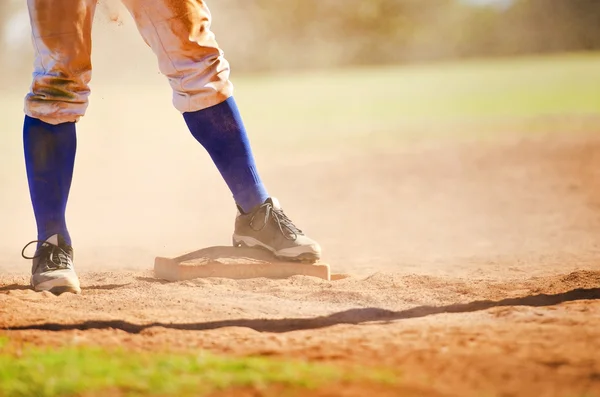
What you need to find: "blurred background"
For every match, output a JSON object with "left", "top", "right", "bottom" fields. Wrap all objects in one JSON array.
[
  {"left": 2, "top": 0, "right": 600, "bottom": 74},
  {"left": 1, "top": 0, "right": 599, "bottom": 276}
]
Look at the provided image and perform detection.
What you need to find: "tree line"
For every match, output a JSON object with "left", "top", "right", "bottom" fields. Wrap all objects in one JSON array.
[{"left": 2, "top": 0, "right": 600, "bottom": 73}]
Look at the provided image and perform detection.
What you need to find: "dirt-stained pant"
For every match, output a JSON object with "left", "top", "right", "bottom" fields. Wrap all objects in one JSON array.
[{"left": 25, "top": 0, "right": 234, "bottom": 125}]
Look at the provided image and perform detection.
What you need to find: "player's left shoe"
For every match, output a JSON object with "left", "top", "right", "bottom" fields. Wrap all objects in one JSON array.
[
  {"left": 22, "top": 234, "right": 81, "bottom": 295},
  {"left": 232, "top": 197, "right": 322, "bottom": 262}
]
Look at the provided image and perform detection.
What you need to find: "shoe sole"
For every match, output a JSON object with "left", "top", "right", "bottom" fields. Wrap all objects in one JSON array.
[
  {"left": 32, "top": 277, "right": 81, "bottom": 295},
  {"left": 44, "top": 285, "right": 81, "bottom": 295},
  {"left": 232, "top": 235, "right": 320, "bottom": 263}
]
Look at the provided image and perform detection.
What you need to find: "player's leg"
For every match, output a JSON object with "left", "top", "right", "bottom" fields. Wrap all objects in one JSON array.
[
  {"left": 22, "top": 0, "right": 96, "bottom": 294},
  {"left": 121, "top": 0, "right": 321, "bottom": 261}
]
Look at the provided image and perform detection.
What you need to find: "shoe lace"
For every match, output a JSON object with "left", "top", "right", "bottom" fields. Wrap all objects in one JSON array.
[
  {"left": 249, "top": 202, "right": 303, "bottom": 241},
  {"left": 21, "top": 240, "right": 71, "bottom": 270}
]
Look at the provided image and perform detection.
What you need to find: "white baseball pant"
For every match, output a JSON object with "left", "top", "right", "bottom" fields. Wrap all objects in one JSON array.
[{"left": 25, "top": 0, "right": 234, "bottom": 125}]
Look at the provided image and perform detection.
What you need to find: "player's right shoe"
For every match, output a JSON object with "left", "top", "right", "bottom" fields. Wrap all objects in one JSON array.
[
  {"left": 22, "top": 234, "right": 81, "bottom": 295},
  {"left": 232, "top": 197, "right": 322, "bottom": 262}
]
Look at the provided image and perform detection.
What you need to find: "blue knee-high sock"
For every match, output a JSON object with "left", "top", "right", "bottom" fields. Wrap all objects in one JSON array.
[
  {"left": 183, "top": 96, "right": 269, "bottom": 213},
  {"left": 23, "top": 116, "right": 76, "bottom": 246}
]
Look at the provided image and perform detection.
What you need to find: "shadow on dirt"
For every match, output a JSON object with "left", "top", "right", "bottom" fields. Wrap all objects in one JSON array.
[
  {"left": 0, "top": 284, "right": 131, "bottom": 292},
  {"left": 135, "top": 277, "right": 170, "bottom": 284},
  {"left": 81, "top": 284, "right": 132, "bottom": 291},
  {"left": 7, "top": 287, "right": 600, "bottom": 333},
  {"left": 0, "top": 284, "right": 30, "bottom": 292}
]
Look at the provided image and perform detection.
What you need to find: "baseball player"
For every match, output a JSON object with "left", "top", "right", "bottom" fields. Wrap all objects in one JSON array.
[{"left": 20, "top": 0, "right": 322, "bottom": 295}]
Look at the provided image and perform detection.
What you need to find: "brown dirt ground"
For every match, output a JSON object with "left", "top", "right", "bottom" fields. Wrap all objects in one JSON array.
[{"left": 2, "top": 131, "right": 600, "bottom": 397}]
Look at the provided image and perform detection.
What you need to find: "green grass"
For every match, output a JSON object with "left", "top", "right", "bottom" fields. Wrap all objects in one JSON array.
[
  {"left": 0, "top": 338, "right": 395, "bottom": 397},
  {"left": 237, "top": 52, "right": 600, "bottom": 121},
  {"left": 229, "top": 52, "right": 600, "bottom": 148},
  {"left": 3, "top": 52, "right": 600, "bottom": 153}
]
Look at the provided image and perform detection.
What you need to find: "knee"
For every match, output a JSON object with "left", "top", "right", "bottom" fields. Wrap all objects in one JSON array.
[
  {"left": 169, "top": 61, "right": 234, "bottom": 113},
  {"left": 25, "top": 71, "right": 92, "bottom": 125},
  {"left": 165, "top": 28, "right": 235, "bottom": 111},
  {"left": 163, "top": 40, "right": 234, "bottom": 112}
]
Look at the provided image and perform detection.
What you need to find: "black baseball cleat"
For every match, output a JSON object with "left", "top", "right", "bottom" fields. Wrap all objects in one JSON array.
[
  {"left": 22, "top": 234, "right": 81, "bottom": 295},
  {"left": 232, "top": 197, "right": 322, "bottom": 262}
]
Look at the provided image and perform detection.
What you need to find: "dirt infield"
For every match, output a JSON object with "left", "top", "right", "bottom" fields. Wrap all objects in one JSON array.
[{"left": 2, "top": 131, "right": 600, "bottom": 396}]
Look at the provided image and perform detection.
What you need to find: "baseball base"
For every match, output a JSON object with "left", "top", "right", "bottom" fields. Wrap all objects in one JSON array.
[{"left": 154, "top": 246, "right": 331, "bottom": 282}]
